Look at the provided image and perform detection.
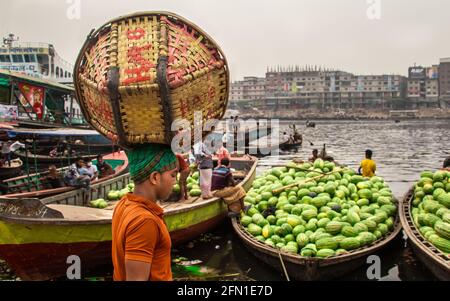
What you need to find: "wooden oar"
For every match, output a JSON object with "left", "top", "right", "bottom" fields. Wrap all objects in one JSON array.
[{"left": 272, "top": 167, "right": 346, "bottom": 195}]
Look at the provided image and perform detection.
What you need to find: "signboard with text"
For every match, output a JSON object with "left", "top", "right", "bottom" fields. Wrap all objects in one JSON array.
[{"left": 18, "top": 82, "right": 45, "bottom": 119}]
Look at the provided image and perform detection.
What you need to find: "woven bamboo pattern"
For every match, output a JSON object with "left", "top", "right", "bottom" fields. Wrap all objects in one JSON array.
[{"left": 74, "top": 11, "right": 229, "bottom": 147}]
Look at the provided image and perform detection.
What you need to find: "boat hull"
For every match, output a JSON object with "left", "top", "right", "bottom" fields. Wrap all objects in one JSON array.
[
  {"left": 0, "top": 157, "right": 256, "bottom": 280},
  {"left": 0, "top": 213, "right": 227, "bottom": 280},
  {"left": 231, "top": 199, "right": 402, "bottom": 281},
  {"left": 399, "top": 188, "right": 450, "bottom": 281}
]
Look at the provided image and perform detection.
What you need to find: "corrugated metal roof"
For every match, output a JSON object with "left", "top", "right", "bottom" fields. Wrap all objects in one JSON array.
[{"left": 0, "top": 69, "right": 74, "bottom": 92}]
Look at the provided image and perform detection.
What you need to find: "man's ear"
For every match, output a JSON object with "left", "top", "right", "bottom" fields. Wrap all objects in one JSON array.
[{"left": 148, "top": 171, "right": 161, "bottom": 185}]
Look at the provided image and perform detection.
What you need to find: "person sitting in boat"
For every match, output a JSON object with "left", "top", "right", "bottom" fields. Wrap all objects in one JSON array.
[
  {"left": 358, "top": 149, "right": 376, "bottom": 178},
  {"left": 64, "top": 157, "right": 91, "bottom": 189},
  {"left": 293, "top": 131, "right": 302, "bottom": 143},
  {"left": 49, "top": 146, "right": 58, "bottom": 158},
  {"left": 1, "top": 141, "right": 12, "bottom": 167},
  {"left": 308, "top": 149, "right": 319, "bottom": 162},
  {"left": 211, "top": 158, "right": 249, "bottom": 218},
  {"left": 443, "top": 156, "right": 450, "bottom": 171},
  {"left": 96, "top": 154, "right": 114, "bottom": 179},
  {"left": 45, "top": 165, "right": 65, "bottom": 189},
  {"left": 112, "top": 143, "right": 178, "bottom": 281},
  {"left": 176, "top": 153, "right": 190, "bottom": 201},
  {"left": 281, "top": 132, "right": 291, "bottom": 144},
  {"left": 80, "top": 158, "right": 98, "bottom": 181}
]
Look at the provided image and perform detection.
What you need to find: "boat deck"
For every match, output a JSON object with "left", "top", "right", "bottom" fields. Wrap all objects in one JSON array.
[{"left": 47, "top": 204, "right": 113, "bottom": 221}]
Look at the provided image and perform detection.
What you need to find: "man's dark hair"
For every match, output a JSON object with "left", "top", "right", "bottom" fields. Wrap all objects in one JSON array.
[
  {"left": 365, "top": 149, "right": 373, "bottom": 159},
  {"left": 443, "top": 156, "right": 450, "bottom": 168},
  {"left": 97, "top": 154, "right": 102, "bottom": 160},
  {"left": 221, "top": 158, "right": 230, "bottom": 167},
  {"left": 85, "top": 158, "right": 92, "bottom": 163},
  {"left": 75, "top": 157, "right": 83, "bottom": 162},
  {"left": 312, "top": 149, "right": 318, "bottom": 154}
]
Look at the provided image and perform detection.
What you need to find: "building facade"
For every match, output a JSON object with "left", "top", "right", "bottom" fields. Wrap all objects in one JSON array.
[
  {"left": 439, "top": 58, "right": 450, "bottom": 103},
  {"left": 231, "top": 66, "right": 406, "bottom": 112}
]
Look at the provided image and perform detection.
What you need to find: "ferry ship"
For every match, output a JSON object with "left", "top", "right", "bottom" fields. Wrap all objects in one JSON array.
[{"left": 0, "top": 34, "right": 73, "bottom": 84}]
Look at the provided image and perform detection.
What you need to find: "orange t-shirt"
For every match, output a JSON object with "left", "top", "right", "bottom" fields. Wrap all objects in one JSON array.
[{"left": 112, "top": 193, "right": 172, "bottom": 281}]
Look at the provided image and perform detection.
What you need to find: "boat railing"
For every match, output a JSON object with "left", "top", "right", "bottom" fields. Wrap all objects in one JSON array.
[{"left": 41, "top": 172, "right": 131, "bottom": 206}]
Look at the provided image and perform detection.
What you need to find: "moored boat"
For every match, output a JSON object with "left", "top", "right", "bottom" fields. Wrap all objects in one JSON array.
[
  {"left": 0, "top": 151, "right": 128, "bottom": 199},
  {"left": 231, "top": 213, "right": 401, "bottom": 280},
  {"left": 0, "top": 159, "right": 23, "bottom": 181},
  {"left": 399, "top": 187, "right": 450, "bottom": 281},
  {"left": 14, "top": 149, "right": 99, "bottom": 165},
  {"left": 230, "top": 159, "right": 402, "bottom": 280},
  {"left": 0, "top": 156, "right": 257, "bottom": 280}
]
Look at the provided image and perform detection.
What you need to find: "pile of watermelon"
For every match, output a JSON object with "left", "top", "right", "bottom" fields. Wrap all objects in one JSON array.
[
  {"left": 106, "top": 182, "right": 135, "bottom": 201},
  {"left": 240, "top": 159, "right": 397, "bottom": 258},
  {"left": 411, "top": 170, "right": 450, "bottom": 254},
  {"left": 172, "top": 171, "right": 201, "bottom": 197}
]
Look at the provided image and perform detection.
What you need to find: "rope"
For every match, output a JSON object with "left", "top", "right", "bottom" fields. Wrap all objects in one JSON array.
[
  {"left": 32, "top": 138, "right": 39, "bottom": 188},
  {"left": 277, "top": 249, "right": 290, "bottom": 281}
]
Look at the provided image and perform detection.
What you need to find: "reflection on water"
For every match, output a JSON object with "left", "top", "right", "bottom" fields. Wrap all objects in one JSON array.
[{"left": 176, "top": 119, "right": 448, "bottom": 281}]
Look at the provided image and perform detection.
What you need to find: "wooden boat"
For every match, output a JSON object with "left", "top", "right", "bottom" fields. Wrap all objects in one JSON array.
[
  {"left": 65, "top": 141, "right": 116, "bottom": 155},
  {"left": 399, "top": 187, "right": 450, "bottom": 281},
  {"left": 0, "top": 159, "right": 23, "bottom": 181},
  {"left": 14, "top": 150, "right": 99, "bottom": 165},
  {"left": 279, "top": 139, "right": 302, "bottom": 151},
  {"left": 231, "top": 199, "right": 402, "bottom": 280},
  {"left": 0, "top": 156, "right": 257, "bottom": 280},
  {"left": 244, "top": 136, "right": 290, "bottom": 158},
  {"left": 306, "top": 121, "right": 316, "bottom": 128},
  {"left": 0, "top": 151, "right": 128, "bottom": 199}
]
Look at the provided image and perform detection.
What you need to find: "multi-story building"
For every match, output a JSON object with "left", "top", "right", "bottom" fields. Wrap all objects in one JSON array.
[
  {"left": 439, "top": 58, "right": 450, "bottom": 103},
  {"left": 262, "top": 66, "right": 405, "bottom": 111},
  {"left": 229, "top": 76, "right": 265, "bottom": 101}
]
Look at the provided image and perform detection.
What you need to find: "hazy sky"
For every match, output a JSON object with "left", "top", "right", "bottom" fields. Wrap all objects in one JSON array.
[{"left": 1, "top": 0, "right": 450, "bottom": 81}]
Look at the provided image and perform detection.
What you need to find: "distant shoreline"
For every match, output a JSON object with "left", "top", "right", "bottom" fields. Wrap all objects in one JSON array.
[{"left": 235, "top": 115, "right": 450, "bottom": 121}]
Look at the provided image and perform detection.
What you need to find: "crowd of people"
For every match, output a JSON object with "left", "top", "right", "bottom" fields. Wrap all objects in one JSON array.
[{"left": 44, "top": 154, "right": 114, "bottom": 190}]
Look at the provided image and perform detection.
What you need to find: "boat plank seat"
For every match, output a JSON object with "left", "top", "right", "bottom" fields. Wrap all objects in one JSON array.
[
  {"left": 47, "top": 204, "right": 113, "bottom": 221},
  {"left": 6, "top": 176, "right": 56, "bottom": 192}
]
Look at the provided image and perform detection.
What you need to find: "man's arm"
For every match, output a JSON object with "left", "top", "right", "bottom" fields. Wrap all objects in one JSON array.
[
  {"left": 227, "top": 173, "right": 236, "bottom": 186},
  {"left": 125, "top": 260, "right": 151, "bottom": 281},
  {"left": 358, "top": 165, "right": 362, "bottom": 175}
]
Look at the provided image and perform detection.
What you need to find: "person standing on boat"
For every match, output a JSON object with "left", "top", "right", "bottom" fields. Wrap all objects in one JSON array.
[
  {"left": 358, "top": 149, "right": 376, "bottom": 178},
  {"left": 112, "top": 143, "right": 178, "bottom": 281},
  {"left": 194, "top": 139, "right": 214, "bottom": 199},
  {"left": 176, "top": 153, "right": 190, "bottom": 201},
  {"left": 216, "top": 135, "right": 230, "bottom": 167}
]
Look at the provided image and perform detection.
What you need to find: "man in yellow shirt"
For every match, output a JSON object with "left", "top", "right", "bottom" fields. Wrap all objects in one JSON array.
[{"left": 358, "top": 149, "right": 376, "bottom": 178}]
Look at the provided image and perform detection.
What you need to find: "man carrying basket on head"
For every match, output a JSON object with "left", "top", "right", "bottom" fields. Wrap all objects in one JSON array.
[{"left": 74, "top": 12, "right": 230, "bottom": 281}]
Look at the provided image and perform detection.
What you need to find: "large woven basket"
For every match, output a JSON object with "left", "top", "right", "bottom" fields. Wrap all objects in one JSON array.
[{"left": 74, "top": 11, "right": 229, "bottom": 148}]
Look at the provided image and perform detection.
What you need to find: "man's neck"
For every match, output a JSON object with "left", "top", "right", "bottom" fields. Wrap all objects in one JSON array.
[{"left": 133, "top": 185, "right": 158, "bottom": 202}]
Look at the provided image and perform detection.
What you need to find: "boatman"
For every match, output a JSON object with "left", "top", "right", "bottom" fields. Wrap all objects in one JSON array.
[
  {"left": 443, "top": 156, "right": 450, "bottom": 171},
  {"left": 112, "top": 143, "right": 178, "bottom": 281},
  {"left": 358, "top": 149, "right": 376, "bottom": 178}
]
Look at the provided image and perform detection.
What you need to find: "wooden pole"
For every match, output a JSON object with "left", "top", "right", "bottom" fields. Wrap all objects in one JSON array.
[{"left": 272, "top": 168, "right": 346, "bottom": 195}]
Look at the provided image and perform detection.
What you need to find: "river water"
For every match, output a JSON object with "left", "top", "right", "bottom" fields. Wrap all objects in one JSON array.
[
  {"left": 173, "top": 119, "right": 449, "bottom": 281},
  {"left": 1, "top": 119, "right": 448, "bottom": 281}
]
